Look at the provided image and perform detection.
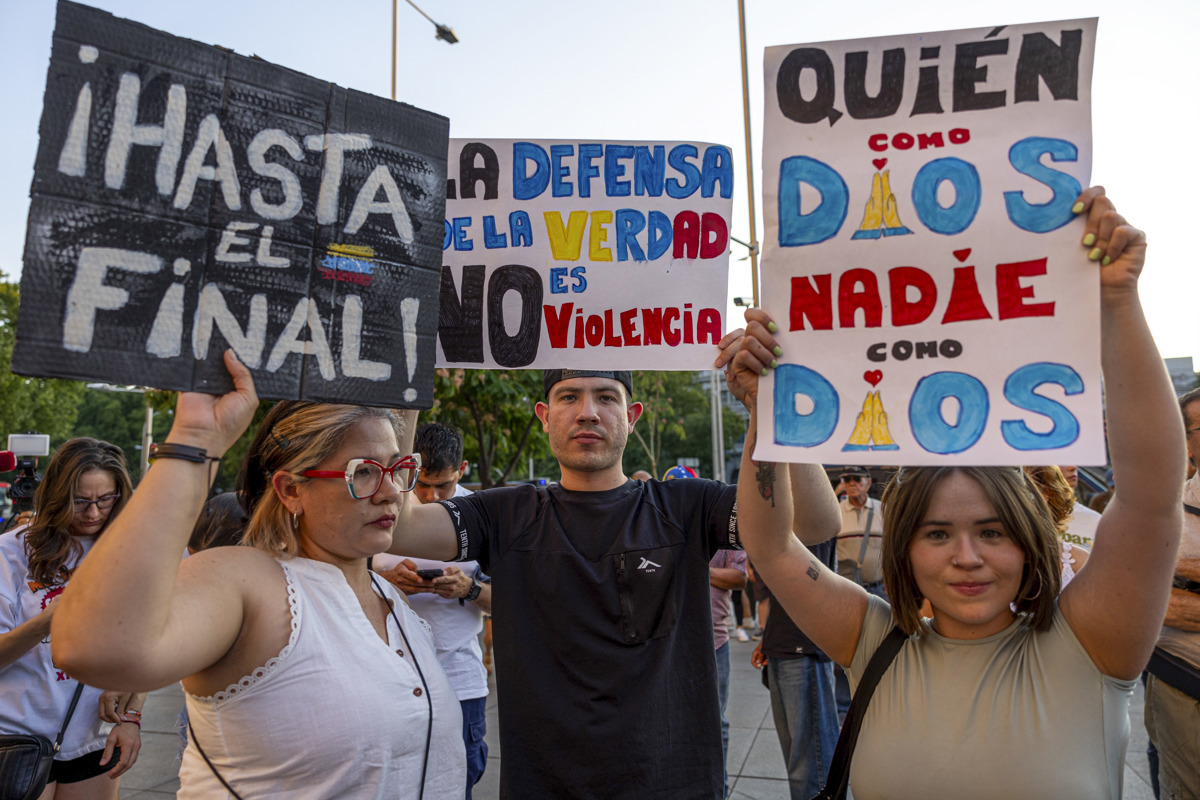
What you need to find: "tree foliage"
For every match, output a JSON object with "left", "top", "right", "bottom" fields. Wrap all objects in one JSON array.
[
  {"left": 424, "top": 368, "right": 549, "bottom": 488},
  {"left": 623, "top": 370, "right": 745, "bottom": 480},
  {"left": 0, "top": 274, "right": 87, "bottom": 449}
]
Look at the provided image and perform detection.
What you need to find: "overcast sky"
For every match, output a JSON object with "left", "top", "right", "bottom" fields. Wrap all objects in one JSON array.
[{"left": 2, "top": 0, "right": 1195, "bottom": 364}]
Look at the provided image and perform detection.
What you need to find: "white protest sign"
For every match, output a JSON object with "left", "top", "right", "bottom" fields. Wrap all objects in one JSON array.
[
  {"left": 758, "top": 19, "right": 1100, "bottom": 465},
  {"left": 437, "top": 139, "right": 734, "bottom": 370}
]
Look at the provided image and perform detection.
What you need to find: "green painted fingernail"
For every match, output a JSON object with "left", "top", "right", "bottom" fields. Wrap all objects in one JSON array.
[
  {"left": 1082, "top": 233, "right": 1095, "bottom": 247},
  {"left": 1072, "top": 201, "right": 1084, "bottom": 214},
  {"left": 1101, "top": 255, "right": 1111, "bottom": 267},
  {"left": 767, "top": 321, "right": 778, "bottom": 333},
  {"left": 773, "top": 345, "right": 783, "bottom": 357},
  {"left": 1088, "top": 247, "right": 1102, "bottom": 261},
  {"left": 761, "top": 367, "right": 769, "bottom": 376},
  {"left": 770, "top": 359, "right": 778, "bottom": 369}
]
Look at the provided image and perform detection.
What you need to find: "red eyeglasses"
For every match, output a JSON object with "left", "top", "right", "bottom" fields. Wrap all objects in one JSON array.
[{"left": 302, "top": 454, "right": 422, "bottom": 499}]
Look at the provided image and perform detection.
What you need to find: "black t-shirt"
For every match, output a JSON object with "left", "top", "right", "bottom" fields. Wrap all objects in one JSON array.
[
  {"left": 440, "top": 478, "right": 739, "bottom": 799},
  {"left": 753, "top": 537, "right": 837, "bottom": 661}
]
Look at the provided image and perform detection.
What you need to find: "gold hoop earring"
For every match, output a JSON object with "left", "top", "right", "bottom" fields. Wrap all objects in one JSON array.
[{"left": 291, "top": 511, "right": 300, "bottom": 531}]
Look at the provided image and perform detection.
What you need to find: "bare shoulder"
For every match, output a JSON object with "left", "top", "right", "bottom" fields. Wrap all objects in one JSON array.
[{"left": 177, "top": 546, "right": 286, "bottom": 601}]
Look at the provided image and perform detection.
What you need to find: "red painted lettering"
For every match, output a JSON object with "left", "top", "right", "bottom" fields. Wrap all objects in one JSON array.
[
  {"left": 620, "top": 308, "right": 640, "bottom": 346},
  {"left": 789, "top": 275, "right": 833, "bottom": 331},
  {"left": 672, "top": 211, "right": 700, "bottom": 259},
  {"left": 996, "top": 258, "right": 1054, "bottom": 320},
  {"left": 544, "top": 303, "right": 573, "bottom": 348},
  {"left": 838, "top": 269, "right": 883, "bottom": 328},
  {"left": 941, "top": 266, "right": 993, "bottom": 323},
  {"left": 888, "top": 266, "right": 937, "bottom": 326}
]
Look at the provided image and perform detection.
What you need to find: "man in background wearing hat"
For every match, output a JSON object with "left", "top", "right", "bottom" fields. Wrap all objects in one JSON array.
[
  {"left": 833, "top": 466, "right": 885, "bottom": 599},
  {"left": 392, "top": 368, "right": 839, "bottom": 799}
]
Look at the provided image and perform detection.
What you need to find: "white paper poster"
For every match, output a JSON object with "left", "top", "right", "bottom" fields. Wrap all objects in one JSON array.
[
  {"left": 437, "top": 139, "right": 734, "bottom": 370},
  {"left": 758, "top": 19, "right": 1100, "bottom": 465}
]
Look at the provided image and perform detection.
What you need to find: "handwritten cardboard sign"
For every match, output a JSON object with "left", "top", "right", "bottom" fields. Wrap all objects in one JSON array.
[
  {"left": 438, "top": 138, "right": 734, "bottom": 370},
  {"left": 13, "top": 1, "right": 448, "bottom": 407},
  {"left": 757, "top": 19, "right": 1100, "bottom": 465}
]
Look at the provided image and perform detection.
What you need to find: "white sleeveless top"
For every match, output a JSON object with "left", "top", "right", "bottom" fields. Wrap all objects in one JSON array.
[{"left": 178, "top": 557, "right": 464, "bottom": 799}]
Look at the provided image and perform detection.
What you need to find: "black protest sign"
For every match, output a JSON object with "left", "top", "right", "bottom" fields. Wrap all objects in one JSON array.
[{"left": 14, "top": 1, "right": 448, "bottom": 408}]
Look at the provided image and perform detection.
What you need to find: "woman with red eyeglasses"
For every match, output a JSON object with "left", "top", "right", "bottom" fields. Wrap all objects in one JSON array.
[
  {"left": 0, "top": 437, "right": 145, "bottom": 799},
  {"left": 51, "top": 395, "right": 464, "bottom": 799}
]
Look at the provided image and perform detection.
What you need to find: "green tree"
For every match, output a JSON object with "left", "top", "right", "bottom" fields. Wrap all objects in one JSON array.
[
  {"left": 425, "top": 369, "right": 550, "bottom": 488},
  {"left": 0, "top": 274, "right": 87, "bottom": 448},
  {"left": 626, "top": 370, "right": 706, "bottom": 479}
]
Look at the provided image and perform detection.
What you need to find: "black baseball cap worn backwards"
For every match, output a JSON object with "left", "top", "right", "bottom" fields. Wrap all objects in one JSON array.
[{"left": 543, "top": 370, "right": 634, "bottom": 400}]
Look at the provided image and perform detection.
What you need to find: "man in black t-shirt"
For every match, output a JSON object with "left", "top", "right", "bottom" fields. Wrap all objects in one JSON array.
[
  {"left": 392, "top": 367, "right": 841, "bottom": 799},
  {"left": 394, "top": 369, "right": 732, "bottom": 798}
]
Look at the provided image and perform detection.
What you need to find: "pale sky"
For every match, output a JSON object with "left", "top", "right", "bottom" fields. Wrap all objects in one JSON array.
[{"left": 2, "top": 0, "right": 1195, "bottom": 364}]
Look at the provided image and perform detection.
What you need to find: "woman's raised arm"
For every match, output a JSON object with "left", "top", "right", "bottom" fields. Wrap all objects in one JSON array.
[
  {"left": 1060, "top": 188, "right": 1186, "bottom": 679},
  {"left": 52, "top": 350, "right": 262, "bottom": 690},
  {"left": 727, "top": 311, "right": 868, "bottom": 666}
]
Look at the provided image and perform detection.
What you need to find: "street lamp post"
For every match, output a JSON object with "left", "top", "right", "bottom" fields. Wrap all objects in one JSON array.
[{"left": 392, "top": 0, "right": 458, "bottom": 101}]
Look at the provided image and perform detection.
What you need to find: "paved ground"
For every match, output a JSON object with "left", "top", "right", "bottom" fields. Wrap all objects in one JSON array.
[{"left": 116, "top": 628, "right": 1160, "bottom": 798}]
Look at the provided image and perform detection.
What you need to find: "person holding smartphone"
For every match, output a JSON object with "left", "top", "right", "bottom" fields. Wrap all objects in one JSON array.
[{"left": 374, "top": 422, "right": 492, "bottom": 799}]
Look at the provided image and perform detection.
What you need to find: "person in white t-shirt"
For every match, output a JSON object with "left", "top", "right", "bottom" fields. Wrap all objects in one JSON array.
[
  {"left": 0, "top": 437, "right": 144, "bottom": 798},
  {"left": 1056, "top": 464, "right": 1102, "bottom": 550},
  {"left": 376, "top": 422, "right": 493, "bottom": 800}
]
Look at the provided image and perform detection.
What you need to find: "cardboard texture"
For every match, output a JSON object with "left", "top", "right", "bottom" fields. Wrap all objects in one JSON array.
[{"left": 14, "top": 1, "right": 448, "bottom": 408}]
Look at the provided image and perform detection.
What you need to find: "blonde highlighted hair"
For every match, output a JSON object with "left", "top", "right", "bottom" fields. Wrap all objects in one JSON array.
[
  {"left": 880, "top": 466, "right": 1061, "bottom": 636},
  {"left": 1022, "top": 466, "right": 1075, "bottom": 537},
  {"left": 236, "top": 402, "right": 404, "bottom": 557}
]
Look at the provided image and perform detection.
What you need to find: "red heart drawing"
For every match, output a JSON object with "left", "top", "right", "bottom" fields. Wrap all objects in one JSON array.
[
  {"left": 872, "top": 158, "right": 887, "bottom": 171},
  {"left": 952, "top": 248, "right": 972, "bottom": 262},
  {"left": 863, "top": 370, "right": 883, "bottom": 386}
]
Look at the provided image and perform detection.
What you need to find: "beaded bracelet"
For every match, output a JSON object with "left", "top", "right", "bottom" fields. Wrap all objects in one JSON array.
[{"left": 148, "top": 443, "right": 221, "bottom": 465}]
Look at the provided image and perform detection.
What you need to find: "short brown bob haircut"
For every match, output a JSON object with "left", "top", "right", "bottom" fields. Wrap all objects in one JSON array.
[{"left": 880, "top": 466, "right": 1061, "bottom": 636}]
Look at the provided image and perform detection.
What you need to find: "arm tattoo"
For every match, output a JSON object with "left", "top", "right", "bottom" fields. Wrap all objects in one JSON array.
[
  {"left": 754, "top": 461, "right": 776, "bottom": 507},
  {"left": 806, "top": 560, "right": 820, "bottom": 582}
]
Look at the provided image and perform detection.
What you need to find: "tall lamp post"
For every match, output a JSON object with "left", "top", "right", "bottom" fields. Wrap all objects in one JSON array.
[
  {"left": 736, "top": 0, "right": 759, "bottom": 308},
  {"left": 392, "top": 0, "right": 458, "bottom": 101}
]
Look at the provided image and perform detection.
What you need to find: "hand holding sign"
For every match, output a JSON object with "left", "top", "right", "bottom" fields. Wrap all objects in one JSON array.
[
  {"left": 167, "top": 350, "right": 260, "bottom": 459},
  {"left": 1076, "top": 187, "right": 1146, "bottom": 292}
]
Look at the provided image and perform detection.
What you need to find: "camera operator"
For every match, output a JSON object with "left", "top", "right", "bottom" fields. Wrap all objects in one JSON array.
[{"left": 0, "top": 437, "right": 145, "bottom": 798}]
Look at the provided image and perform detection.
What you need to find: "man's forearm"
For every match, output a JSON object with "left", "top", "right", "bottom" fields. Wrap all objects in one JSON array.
[{"left": 789, "top": 464, "right": 841, "bottom": 546}]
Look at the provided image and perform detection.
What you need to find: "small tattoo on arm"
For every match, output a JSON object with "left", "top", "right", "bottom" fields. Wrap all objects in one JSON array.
[
  {"left": 806, "top": 561, "right": 820, "bottom": 582},
  {"left": 754, "top": 461, "right": 776, "bottom": 507}
]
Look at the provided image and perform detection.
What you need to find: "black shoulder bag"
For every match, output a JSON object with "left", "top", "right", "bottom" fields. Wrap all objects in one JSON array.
[
  {"left": 0, "top": 682, "right": 85, "bottom": 800},
  {"left": 809, "top": 625, "right": 907, "bottom": 800}
]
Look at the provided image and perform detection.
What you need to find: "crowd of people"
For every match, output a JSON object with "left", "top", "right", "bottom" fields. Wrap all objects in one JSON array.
[{"left": 0, "top": 187, "right": 1195, "bottom": 799}]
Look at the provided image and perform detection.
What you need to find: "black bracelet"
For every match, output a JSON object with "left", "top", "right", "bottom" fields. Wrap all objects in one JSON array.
[{"left": 148, "top": 443, "right": 221, "bottom": 464}]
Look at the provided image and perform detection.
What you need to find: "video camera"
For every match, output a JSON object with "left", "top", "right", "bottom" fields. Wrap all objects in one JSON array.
[{"left": 4, "top": 433, "right": 51, "bottom": 518}]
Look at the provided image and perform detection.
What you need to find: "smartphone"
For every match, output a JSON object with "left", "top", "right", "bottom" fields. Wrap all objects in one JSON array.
[{"left": 416, "top": 568, "right": 444, "bottom": 580}]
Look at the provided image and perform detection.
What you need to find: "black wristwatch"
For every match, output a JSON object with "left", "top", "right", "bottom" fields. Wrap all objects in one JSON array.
[{"left": 461, "top": 576, "right": 483, "bottom": 605}]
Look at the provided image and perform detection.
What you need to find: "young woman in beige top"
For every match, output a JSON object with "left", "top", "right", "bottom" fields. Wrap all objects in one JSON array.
[{"left": 717, "top": 187, "right": 1183, "bottom": 799}]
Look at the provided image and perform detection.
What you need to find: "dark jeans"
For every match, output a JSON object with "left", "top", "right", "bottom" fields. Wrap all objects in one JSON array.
[
  {"left": 767, "top": 656, "right": 838, "bottom": 800},
  {"left": 716, "top": 640, "right": 732, "bottom": 797},
  {"left": 461, "top": 696, "right": 488, "bottom": 799}
]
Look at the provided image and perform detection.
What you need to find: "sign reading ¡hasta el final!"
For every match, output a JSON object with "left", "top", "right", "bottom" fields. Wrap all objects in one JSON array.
[
  {"left": 757, "top": 19, "right": 1100, "bottom": 466},
  {"left": 14, "top": 1, "right": 449, "bottom": 408}
]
